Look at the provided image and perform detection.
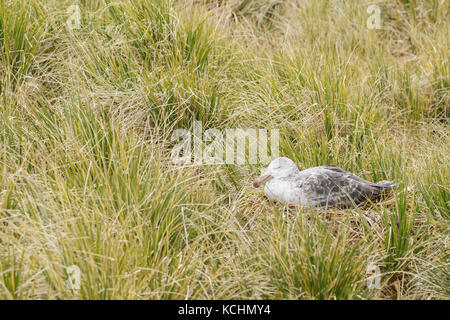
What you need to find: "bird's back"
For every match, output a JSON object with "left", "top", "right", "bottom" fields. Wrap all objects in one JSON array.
[{"left": 296, "top": 165, "right": 394, "bottom": 208}]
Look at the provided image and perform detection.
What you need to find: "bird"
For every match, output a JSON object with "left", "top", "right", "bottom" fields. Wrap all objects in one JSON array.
[{"left": 253, "top": 157, "right": 395, "bottom": 209}]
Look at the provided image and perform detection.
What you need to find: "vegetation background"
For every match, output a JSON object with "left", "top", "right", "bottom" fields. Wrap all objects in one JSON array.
[{"left": 0, "top": 0, "right": 448, "bottom": 299}]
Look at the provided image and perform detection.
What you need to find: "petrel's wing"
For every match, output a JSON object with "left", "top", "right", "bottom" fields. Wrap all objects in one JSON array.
[{"left": 300, "top": 166, "right": 387, "bottom": 208}]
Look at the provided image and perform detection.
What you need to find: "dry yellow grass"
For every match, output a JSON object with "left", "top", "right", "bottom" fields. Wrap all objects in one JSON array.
[{"left": 0, "top": 0, "right": 448, "bottom": 299}]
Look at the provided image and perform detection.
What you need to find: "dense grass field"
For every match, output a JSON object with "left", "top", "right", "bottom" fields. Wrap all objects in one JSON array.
[{"left": 0, "top": 0, "right": 448, "bottom": 299}]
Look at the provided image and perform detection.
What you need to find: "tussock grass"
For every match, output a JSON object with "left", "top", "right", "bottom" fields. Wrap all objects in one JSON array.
[{"left": 0, "top": 0, "right": 448, "bottom": 299}]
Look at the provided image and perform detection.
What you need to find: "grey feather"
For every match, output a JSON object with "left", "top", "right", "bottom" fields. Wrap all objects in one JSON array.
[
  {"left": 298, "top": 166, "right": 393, "bottom": 208},
  {"left": 256, "top": 157, "right": 395, "bottom": 209}
]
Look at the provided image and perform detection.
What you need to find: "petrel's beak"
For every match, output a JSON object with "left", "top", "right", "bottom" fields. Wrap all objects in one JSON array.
[{"left": 253, "top": 174, "right": 273, "bottom": 188}]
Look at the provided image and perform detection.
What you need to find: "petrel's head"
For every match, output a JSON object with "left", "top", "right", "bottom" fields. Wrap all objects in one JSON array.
[{"left": 253, "top": 157, "right": 299, "bottom": 187}]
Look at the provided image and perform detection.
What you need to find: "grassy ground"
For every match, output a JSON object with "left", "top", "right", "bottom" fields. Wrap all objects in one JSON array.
[{"left": 0, "top": 0, "right": 448, "bottom": 299}]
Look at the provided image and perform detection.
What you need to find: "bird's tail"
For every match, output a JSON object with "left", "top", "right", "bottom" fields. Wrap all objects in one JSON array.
[{"left": 376, "top": 180, "right": 395, "bottom": 190}]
